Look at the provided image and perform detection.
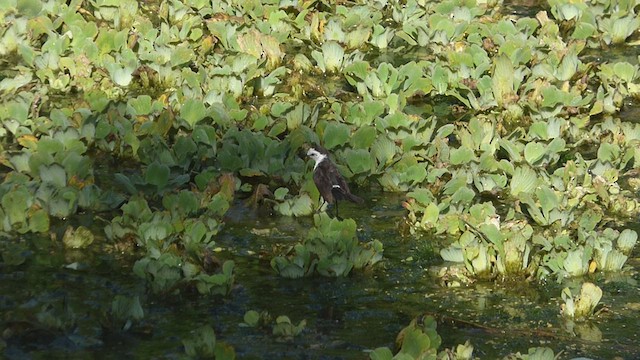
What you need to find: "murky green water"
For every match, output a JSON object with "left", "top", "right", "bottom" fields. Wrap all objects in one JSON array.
[{"left": 1, "top": 193, "right": 639, "bottom": 359}]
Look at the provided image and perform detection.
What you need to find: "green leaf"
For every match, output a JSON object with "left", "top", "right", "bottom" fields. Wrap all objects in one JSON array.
[
  {"left": 145, "top": 162, "right": 170, "bottom": 189},
  {"left": 2, "top": 187, "right": 30, "bottom": 226},
  {"left": 423, "top": 202, "right": 439, "bottom": 224},
  {"left": 344, "top": 149, "right": 372, "bottom": 174},
  {"left": 170, "top": 45, "right": 193, "bottom": 66},
  {"left": 180, "top": 99, "right": 207, "bottom": 127},
  {"left": 399, "top": 328, "right": 432, "bottom": 358},
  {"left": 597, "top": 143, "right": 620, "bottom": 163},
  {"left": 62, "top": 225, "right": 95, "bottom": 249},
  {"left": 441, "top": 246, "right": 463, "bottom": 262},
  {"left": 243, "top": 310, "right": 260, "bottom": 327},
  {"left": 129, "top": 95, "right": 153, "bottom": 115},
  {"left": 29, "top": 208, "right": 50, "bottom": 232},
  {"left": 617, "top": 229, "right": 637, "bottom": 254},
  {"left": 274, "top": 187, "right": 289, "bottom": 200},
  {"left": 403, "top": 164, "right": 427, "bottom": 183},
  {"left": 271, "top": 102, "right": 294, "bottom": 117},
  {"left": 450, "top": 147, "right": 474, "bottom": 165},
  {"left": 511, "top": 166, "right": 538, "bottom": 197},
  {"left": 613, "top": 62, "right": 637, "bottom": 83},
  {"left": 110, "top": 66, "right": 134, "bottom": 86},
  {"left": 524, "top": 142, "right": 545, "bottom": 165},
  {"left": 350, "top": 126, "right": 376, "bottom": 149},
  {"left": 368, "top": 347, "right": 393, "bottom": 360},
  {"left": 492, "top": 55, "right": 515, "bottom": 106},
  {"left": 17, "top": 0, "right": 43, "bottom": 18},
  {"left": 39, "top": 163, "right": 67, "bottom": 187},
  {"left": 321, "top": 41, "right": 345, "bottom": 73},
  {"left": 323, "top": 122, "right": 350, "bottom": 149},
  {"left": 432, "top": 64, "right": 449, "bottom": 94},
  {"left": 498, "top": 139, "right": 522, "bottom": 162},
  {"left": 451, "top": 186, "right": 475, "bottom": 204}
]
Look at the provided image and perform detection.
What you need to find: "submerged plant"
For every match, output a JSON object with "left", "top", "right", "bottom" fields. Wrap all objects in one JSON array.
[{"left": 102, "top": 295, "right": 144, "bottom": 332}]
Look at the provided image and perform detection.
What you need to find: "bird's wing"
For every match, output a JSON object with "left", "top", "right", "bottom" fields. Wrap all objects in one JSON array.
[
  {"left": 327, "top": 162, "right": 350, "bottom": 193},
  {"left": 313, "top": 167, "right": 335, "bottom": 203},
  {"left": 325, "top": 162, "right": 357, "bottom": 203}
]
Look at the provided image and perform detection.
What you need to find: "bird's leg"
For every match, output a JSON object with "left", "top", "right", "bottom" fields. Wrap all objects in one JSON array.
[
  {"left": 316, "top": 198, "right": 326, "bottom": 213},
  {"left": 334, "top": 200, "right": 341, "bottom": 220}
]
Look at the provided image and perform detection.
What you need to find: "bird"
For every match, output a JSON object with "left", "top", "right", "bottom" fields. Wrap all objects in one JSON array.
[{"left": 306, "top": 146, "right": 364, "bottom": 217}]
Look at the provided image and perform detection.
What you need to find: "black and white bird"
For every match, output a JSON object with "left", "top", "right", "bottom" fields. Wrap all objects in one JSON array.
[{"left": 306, "top": 146, "right": 364, "bottom": 217}]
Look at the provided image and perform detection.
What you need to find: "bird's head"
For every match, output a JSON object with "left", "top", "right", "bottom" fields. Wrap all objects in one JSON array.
[{"left": 306, "top": 147, "right": 327, "bottom": 167}]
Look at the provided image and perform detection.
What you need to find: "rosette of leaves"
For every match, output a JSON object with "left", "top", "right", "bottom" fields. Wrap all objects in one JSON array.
[
  {"left": 182, "top": 325, "right": 236, "bottom": 359},
  {"left": 271, "top": 213, "right": 383, "bottom": 278},
  {"left": 368, "top": 315, "right": 443, "bottom": 360},
  {"left": 0, "top": 126, "right": 110, "bottom": 231},
  {"left": 272, "top": 315, "right": 307, "bottom": 340},
  {"left": 344, "top": 61, "right": 407, "bottom": 100},
  {"left": 439, "top": 203, "right": 538, "bottom": 278},
  {"left": 216, "top": 127, "right": 306, "bottom": 183},
  {"left": 598, "top": 14, "right": 640, "bottom": 45},
  {"left": 272, "top": 187, "right": 315, "bottom": 217},
  {"left": 0, "top": 176, "right": 50, "bottom": 233},
  {"left": 592, "top": 228, "right": 638, "bottom": 272},
  {"left": 311, "top": 41, "right": 362, "bottom": 74},
  {"left": 106, "top": 172, "right": 236, "bottom": 295},
  {"left": 517, "top": 184, "right": 574, "bottom": 228},
  {"left": 561, "top": 282, "right": 602, "bottom": 321},
  {"left": 240, "top": 310, "right": 307, "bottom": 340},
  {"left": 593, "top": 62, "right": 640, "bottom": 114}
]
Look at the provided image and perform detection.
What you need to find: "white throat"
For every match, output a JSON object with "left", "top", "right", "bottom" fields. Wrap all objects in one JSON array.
[
  {"left": 307, "top": 149, "right": 327, "bottom": 170},
  {"left": 313, "top": 153, "right": 326, "bottom": 170}
]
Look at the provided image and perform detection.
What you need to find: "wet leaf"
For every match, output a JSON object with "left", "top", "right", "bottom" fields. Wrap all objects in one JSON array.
[
  {"left": 450, "top": 147, "right": 474, "bottom": 165},
  {"left": 617, "top": 229, "right": 637, "bottom": 254},
  {"left": 180, "top": 99, "right": 207, "bottom": 127},
  {"left": 344, "top": 149, "right": 372, "bottom": 174},
  {"left": 145, "top": 162, "right": 170, "bottom": 189},
  {"left": 350, "top": 126, "right": 376, "bottom": 149},
  {"left": 524, "top": 142, "right": 545, "bottom": 165},
  {"left": 63, "top": 225, "right": 95, "bottom": 249},
  {"left": 2, "top": 187, "right": 30, "bottom": 226},
  {"left": 243, "top": 310, "right": 260, "bottom": 327},
  {"left": 39, "top": 163, "right": 67, "bottom": 187},
  {"left": 510, "top": 166, "right": 538, "bottom": 196},
  {"left": 323, "top": 122, "right": 350, "bottom": 149}
]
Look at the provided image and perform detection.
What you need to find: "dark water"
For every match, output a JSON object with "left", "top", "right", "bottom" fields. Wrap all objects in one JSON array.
[{"left": 1, "top": 193, "right": 639, "bottom": 359}]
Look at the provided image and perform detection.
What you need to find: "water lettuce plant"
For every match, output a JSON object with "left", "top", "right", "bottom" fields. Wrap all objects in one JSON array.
[
  {"left": 271, "top": 213, "right": 383, "bottom": 278},
  {"left": 561, "top": 282, "right": 603, "bottom": 321},
  {"left": 368, "top": 315, "right": 480, "bottom": 360},
  {"left": 182, "top": 325, "right": 236, "bottom": 359}
]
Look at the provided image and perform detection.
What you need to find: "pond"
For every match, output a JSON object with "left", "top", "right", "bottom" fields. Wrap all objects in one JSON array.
[{"left": 2, "top": 193, "right": 638, "bottom": 359}]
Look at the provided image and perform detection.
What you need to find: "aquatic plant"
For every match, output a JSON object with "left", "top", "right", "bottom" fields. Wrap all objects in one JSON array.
[
  {"left": 182, "top": 325, "right": 236, "bottom": 359},
  {"left": 102, "top": 295, "right": 144, "bottom": 332},
  {"left": 271, "top": 213, "right": 383, "bottom": 278},
  {"left": 369, "top": 315, "right": 479, "bottom": 360},
  {"left": 561, "top": 282, "right": 603, "bottom": 321}
]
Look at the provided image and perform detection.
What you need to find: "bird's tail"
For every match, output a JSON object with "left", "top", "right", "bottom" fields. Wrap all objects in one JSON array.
[{"left": 345, "top": 192, "right": 364, "bottom": 204}]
